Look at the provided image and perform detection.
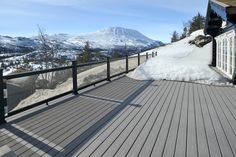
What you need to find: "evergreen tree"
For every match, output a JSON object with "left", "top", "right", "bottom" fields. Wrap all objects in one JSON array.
[
  {"left": 170, "top": 13, "right": 206, "bottom": 41},
  {"left": 188, "top": 13, "right": 205, "bottom": 35},
  {"left": 81, "top": 41, "right": 92, "bottom": 63},
  {"left": 180, "top": 25, "right": 188, "bottom": 39},
  {"left": 171, "top": 31, "right": 179, "bottom": 43}
]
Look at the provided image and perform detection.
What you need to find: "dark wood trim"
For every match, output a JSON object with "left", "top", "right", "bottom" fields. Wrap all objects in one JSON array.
[
  {"left": 0, "top": 69, "right": 6, "bottom": 124},
  {"left": 212, "top": 38, "right": 217, "bottom": 67},
  {"left": 3, "top": 66, "right": 72, "bottom": 80}
]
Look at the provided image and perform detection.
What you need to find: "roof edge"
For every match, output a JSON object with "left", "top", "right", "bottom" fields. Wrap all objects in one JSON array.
[{"left": 211, "top": 0, "right": 229, "bottom": 8}]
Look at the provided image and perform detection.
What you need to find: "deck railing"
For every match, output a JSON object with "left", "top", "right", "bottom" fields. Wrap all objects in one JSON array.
[{"left": 0, "top": 52, "right": 157, "bottom": 124}]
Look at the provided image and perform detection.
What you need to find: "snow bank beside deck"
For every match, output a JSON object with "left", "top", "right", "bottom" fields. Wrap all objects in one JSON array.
[{"left": 128, "top": 30, "right": 230, "bottom": 85}]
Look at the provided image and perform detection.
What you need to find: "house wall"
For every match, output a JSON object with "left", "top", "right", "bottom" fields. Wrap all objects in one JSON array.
[{"left": 215, "top": 29, "right": 236, "bottom": 78}]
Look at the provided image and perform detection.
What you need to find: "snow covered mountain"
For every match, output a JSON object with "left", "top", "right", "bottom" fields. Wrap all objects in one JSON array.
[
  {"left": 0, "top": 27, "right": 162, "bottom": 54},
  {"left": 0, "top": 36, "right": 38, "bottom": 54},
  {"left": 69, "top": 27, "right": 162, "bottom": 49}
]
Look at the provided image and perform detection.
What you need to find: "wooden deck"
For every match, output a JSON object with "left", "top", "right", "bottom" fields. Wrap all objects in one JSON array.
[{"left": 1, "top": 76, "right": 236, "bottom": 157}]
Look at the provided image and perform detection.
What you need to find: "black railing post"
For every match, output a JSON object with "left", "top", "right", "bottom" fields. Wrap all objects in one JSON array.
[
  {"left": 3, "top": 82, "right": 7, "bottom": 116},
  {"left": 138, "top": 53, "right": 140, "bottom": 66},
  {"left": 0, "top": 69, "right": 6, "bottom": 124},
  {"left": 72, "top": 61, "right": 78, "bottom": 95},
  {"left": 107, "top": 57, "right": 111, "bottom": 81},
  {"left": 126, "top": 54, "right": 129, "bottom": 73},
  {"left": 152, "top": 52, "right": 154, "bottom": 58},
  {"left": 233, "top": 70, "right": 236, "bottom": 85},
  {"left": 146, "top": 53, "right": 148, "bottom": 60}
]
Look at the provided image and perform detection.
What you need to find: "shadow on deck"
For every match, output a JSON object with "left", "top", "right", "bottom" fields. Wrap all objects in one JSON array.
[{"left": 0, "top": 76, "right": 153, "bottom": 156}]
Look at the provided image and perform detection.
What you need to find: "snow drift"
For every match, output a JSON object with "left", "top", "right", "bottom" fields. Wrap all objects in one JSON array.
[{"left": 128, "top": 30, "right": 230, "bottom": 85}]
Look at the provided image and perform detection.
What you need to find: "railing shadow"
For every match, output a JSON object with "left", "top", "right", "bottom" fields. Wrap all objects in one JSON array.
[
  {"left": 58, "top": 79, "right": 153, "bottom": 156},
  {"left": 0, "top": 77, "right": 153, "bottom": 156}
]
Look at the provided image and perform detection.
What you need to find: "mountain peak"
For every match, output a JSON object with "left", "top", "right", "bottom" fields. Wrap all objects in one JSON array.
[
  {"left": 95, "top": 27, "right": 153, "bottom": 41},
  {"left": 74, "top": 27, "right": 161, "bottom": 49}
]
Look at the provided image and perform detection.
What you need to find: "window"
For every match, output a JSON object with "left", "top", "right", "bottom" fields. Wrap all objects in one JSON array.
[
  {"left": 229, "top": 37, "right": 233, "bottom": 75},
  {"left": 219, "top": 41, "right": 221, "bottom": 68},
  {"left": 225, "top": 39, "right": 227, "bottom": 72},
  {"left": 216, "top": 31, "right": 235, "bottom": 77},
  {"left": 217, "top": 41, "right": 219, "bottom": 67},
  {"left": 233, "top": 36, "right": 236, "bottom": 75},
  {"left": 222, "top": 39, "right": 225, "bottom": 70}
]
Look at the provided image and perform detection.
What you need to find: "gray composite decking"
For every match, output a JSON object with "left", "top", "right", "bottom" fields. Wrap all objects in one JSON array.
[{"left": 1, "top": 76, "right": 236, "bottom": 157}]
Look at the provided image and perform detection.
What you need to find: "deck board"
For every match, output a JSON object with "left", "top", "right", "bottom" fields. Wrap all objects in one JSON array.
[
  {"left": 150, "top": 82, "right": 180, "bottom": 157},
  {"left": 203, "top": 85, "right": 234, "bottom": 157},
  {"left": 1, "top": 76, "right": 236, "bottom": 157},
  {"left": 194, "top": 84, "right": 210, "bottom": 157},
  {"left": 198, "top": 84, "right": 222, "bottom": 157},
  {"left": 162, "top": 82, "right": 184, "bottom": 157},
  {"left": 186, "top": 83, "right": 198, "bottom": 157},
  {"left": 105, "top": 81, "right": 168, "bottom": 157},
  {"left": 137, "top": 81, "right": 175, "bottom": 156},
  {"left": 73, "top": 80, "right": 160, "bottom": 157},
  {"left": 173, "top": 82, "right": 189, "bottom": 157}
]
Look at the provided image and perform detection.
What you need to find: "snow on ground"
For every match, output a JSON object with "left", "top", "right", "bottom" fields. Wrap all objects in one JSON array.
[
  {"left": 128, "top": 30, "right": 231, "bottom": 85},
  {"left": 3, "top": 68, "right": 16, "bottom": 76}
]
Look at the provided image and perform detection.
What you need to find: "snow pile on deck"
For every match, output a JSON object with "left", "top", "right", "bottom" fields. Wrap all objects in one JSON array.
[{"left": 128, "top": 30, "right": 229, "bottom": 85}]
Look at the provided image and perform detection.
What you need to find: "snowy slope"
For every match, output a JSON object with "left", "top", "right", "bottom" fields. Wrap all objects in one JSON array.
[
  {"left": 0, "top": 35, "right": 38, "bottom": 51},
  {"left": 128, "top": 30, "right": 230, "bottom": 85}
]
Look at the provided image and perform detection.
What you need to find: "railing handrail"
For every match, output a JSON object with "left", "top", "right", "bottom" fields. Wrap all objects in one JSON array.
[
  {"left": 3, "top": 56, "right": 133, "bottom": 80},
  {"left": 0, "top": 51, "right": 158, "bottom": 122},
  {"left": 3, "top": 66, "right": 72, "bottom": 80}
]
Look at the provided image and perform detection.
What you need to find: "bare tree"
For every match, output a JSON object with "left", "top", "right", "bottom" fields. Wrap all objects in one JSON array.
[{"left": 37, "top": 26, "right": 56, "bottom": 89}]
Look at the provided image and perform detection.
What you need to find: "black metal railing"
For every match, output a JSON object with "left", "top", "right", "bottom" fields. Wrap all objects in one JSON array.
[{"left": 0, "top": 52, "right": 158, "bottom": 124}]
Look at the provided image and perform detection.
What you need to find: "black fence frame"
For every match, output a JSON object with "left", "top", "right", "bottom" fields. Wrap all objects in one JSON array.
[{"left": 0, "top": 52, "right": 158, "bottom": 124}]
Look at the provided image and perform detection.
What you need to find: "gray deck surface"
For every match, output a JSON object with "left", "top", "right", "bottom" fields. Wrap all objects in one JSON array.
[{"left": 1, "top": 76, "right": 236, "bottom": 157}]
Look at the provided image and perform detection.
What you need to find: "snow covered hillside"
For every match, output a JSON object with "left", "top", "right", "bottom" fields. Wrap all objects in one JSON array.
[{"left": 128, "top": 30, "right": 230, "bottom": 85}]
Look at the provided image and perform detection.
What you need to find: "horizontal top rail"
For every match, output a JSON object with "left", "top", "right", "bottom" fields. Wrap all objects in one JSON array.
[
  {"left": 3, "top": 60, "right": 109, "bottom": 80},
  {"left": 3, "top": 54, "right": 140, "bottom": 80},
  {"left": 3, "top": 66, "right": 73, "bottom": 80},
  {"left": 0, "top": 52, "right": 150, "bottom": 120}
]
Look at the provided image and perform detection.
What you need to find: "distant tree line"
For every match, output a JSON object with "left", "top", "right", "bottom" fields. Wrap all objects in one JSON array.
[{"left": 171, "top": 12, "right": 206, "bottom": 43}]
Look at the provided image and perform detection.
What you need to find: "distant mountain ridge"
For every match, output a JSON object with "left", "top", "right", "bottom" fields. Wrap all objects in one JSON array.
[
  {"left": 0, "top": 27, "right": 163, "bottom": 54},
  {"left": 73, "top": 27, "right": 161, "bottom": 49}
]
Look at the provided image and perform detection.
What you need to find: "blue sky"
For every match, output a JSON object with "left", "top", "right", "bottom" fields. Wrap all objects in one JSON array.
[{"left": 0, "top": 0, "right": 208, "bottom": 43}]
